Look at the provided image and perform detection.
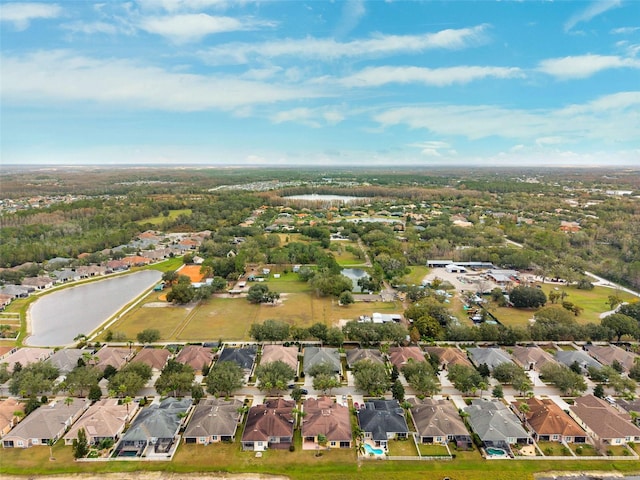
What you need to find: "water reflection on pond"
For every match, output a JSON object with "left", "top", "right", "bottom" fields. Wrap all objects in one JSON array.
[{"left": 27, "top": 270, "right": 162, "bottom": 346}]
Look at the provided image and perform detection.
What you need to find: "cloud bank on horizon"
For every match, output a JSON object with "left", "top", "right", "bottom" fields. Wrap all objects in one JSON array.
[{"left": 1, "top": 0, "right": 638, "bottom": 167}]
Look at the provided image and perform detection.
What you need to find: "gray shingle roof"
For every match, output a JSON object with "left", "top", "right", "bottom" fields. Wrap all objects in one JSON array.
[
  {"left": 218, "top": 346, "right": 257, "bottom": 371},
  {"left": 303, "top": 347, "right": 341, "bottom": 374},
  {"left": 467, "top": 348, "right": 514, "bottom": 371},
  {"left": 464, "top": 399, "right": 529, "bottom": 443},
  {"left": 357, "top": 400, "right": 409, "bottom": 441},
  {"left": 121, "top": 397, "right": 191, "bottom": 442},
  {"left": 184, "top": 398, "right": 242, "bottom": 439}
]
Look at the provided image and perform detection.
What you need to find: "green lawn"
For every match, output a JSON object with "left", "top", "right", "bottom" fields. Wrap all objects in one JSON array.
[
  {"left": 537, "top": 441, "right": 572, "bottom": 457},
  {"left": 136, "top": 209, "right": 192, "bottom": 225},
  {"left": 331, "top": 241, "right": 366, "bottom": 266},
  {"left": 400, "top": 266, "right": 430, "bottom": 286},
  {"left": 3, "top": 438, "right": 640, "bottom": 480},
  {"left": 491, "top": 285, "right": 638, "bottom": 328},
  {"left": 387, "top": 438, "right": 418, "bottom": 456},
  {"left": 417, "top": 443, "right": 450, "bottom": 456}
]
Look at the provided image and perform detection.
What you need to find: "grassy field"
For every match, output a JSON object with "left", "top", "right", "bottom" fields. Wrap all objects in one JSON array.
[
  {"left": 2, "top": 437, "right": 639, "bottom": 480},
  {"left": 400, "top": 266, "right": 430, "bottom": 286},
  {"left": 490, "top": 285, "right": 638, "bottom": 328},
  {"left": 331, "top": 241, "right": 366, "bottom": 266},
  {"left": 137, "top": 209, "right": 192, "bottom": 225}
]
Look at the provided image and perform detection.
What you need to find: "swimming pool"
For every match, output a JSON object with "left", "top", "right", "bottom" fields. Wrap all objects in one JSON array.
[
  {"left": 486, "top": 447, "right": 507, "bottom": 456},
  {"left": 364, "top": 443, "right": 384, "bottom": 455}
]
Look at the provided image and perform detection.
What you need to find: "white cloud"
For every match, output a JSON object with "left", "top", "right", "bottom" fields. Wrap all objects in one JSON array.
[
  {"left": 611, "top": 26, "right": 640, "bottom": 35},
  {"left": 340, "top": 65, "right": 524, "bottom": 87},
  {"left": 61, "top": 21, "right": 122, "bottom": 35},
  {"left": 374, "top": 91, "right": 640, "bottom": 143},
  {"left": 334, "top": 0, "right": 366, "bottom": 38},
  {"left": 0, "top": 2, "right": 61, "bottom": 30},
  {"left": 564, "top": 0, "right": 621, "bottom": 32},
  {"left": 408, "top": 141, "right": 451, "bottom": 157},
  {"left": 199, "top": 25, "right": 490, "bottom": 64},
  {"left": 538, "top": 54, "right": 640, "bottom": 79},
  {"left": 139, "top": 13, "right": 270, "bottom": 43},
  {"left": 136, "top": 0, "right": 233, "bottom": 12},
  {"left": 271, "top": 106, "right": 345, "bottom": 128},
  {"left": 0, "top": 50, "right": 328, "bottom": 111}
]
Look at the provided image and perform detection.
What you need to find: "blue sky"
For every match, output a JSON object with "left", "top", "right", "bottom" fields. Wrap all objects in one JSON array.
[{"left": 1, "top": 0, "right": 639, "bottom": 167}]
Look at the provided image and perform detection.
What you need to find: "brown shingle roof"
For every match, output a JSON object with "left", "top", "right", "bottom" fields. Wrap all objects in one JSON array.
[
  {"left": 302, "top": 396, "right": 351, "bottom": 443},
  {"left": 424, "top": 346, "right": 472, "bottom": 368},
  {"left": 409, "top": 398, "right": 468, "bottom": 439},
  {"left": 517, "top": 398, "right": 585, "bottom": 438},
  {"left": 131, "top": 348, "right": 171, "bottom": 371},
  {"left": 242, "top": 398, "right": 294, "bottom": 442},
  {"left": 389, "top": 346, "right": 425, "bottom": 369},
  {"left": 584, "top": 344, "right": 638, "bottom": 372},
  {"left": 175, "top": 345, "right": 213, "bottom": 372},
  {"left": 261, "top": 345, "right": 298, "bottom": 371},
  {"left": 570, "top": 395, "right": 640, "bottom": 441},
  {"left": 511, "top": 346, "right": 557, "bottom": 371}
]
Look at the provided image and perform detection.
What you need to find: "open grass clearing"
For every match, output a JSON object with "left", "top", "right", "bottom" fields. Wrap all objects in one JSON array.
[
  {"left": 136, "top": 209, "right": 192, "bottom": 226},
  {"left": 400, "top": 266, "right": 430, "bottom": 286},
  {"left": 2, "top": 438, "right": 640, "bottom": 480},
  {"left": 536, "top": 441, "right": 572, "bottom": 457}
]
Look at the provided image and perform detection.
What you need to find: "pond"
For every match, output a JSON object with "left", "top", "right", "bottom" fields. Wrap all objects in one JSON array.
[
  {"left": 341, "top": 268, "right": 370, "bottom": 292},
  {"left": 26, "top": 270, "right": 162, "bottom": 346},
  {"left": 283, "top": 194, "right": 365, "bottom": 203}
]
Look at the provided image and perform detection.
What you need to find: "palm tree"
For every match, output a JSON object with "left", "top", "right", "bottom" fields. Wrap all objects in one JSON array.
[{"left": 478, "top": 381, "right": 488, "bottom": 399}]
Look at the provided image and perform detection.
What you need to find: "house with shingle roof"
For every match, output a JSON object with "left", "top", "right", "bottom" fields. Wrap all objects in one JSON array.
[
  {"left": 303, "top": 347, "right": 341, "bottom": 375},
  {"left": 0, "top": 398, "right": 25, "bottom": 437},
  {"left": 0, "top": 284, "right": 33, "bottom": 298},
  {"left": 21, "top": 276, "right": 54, "bottom": 290},
  {"left": 346, "top": 348, "right": 384, "bottom": 368},
  {"left": 64, "top": 398, "right": 138, "bottom": 446},
  {"left": 584, "top": 344, "right": 638, "bottom": 373},
  {"left": 388, "top": 346, "right": 425, "bottom": 370},
  {"left": 218, "top": 345, "right": 257, "bottom": 374},
  {"left": 408, "top": 398, "right": 471, "bottom": 448},
  {"left": 131, "top": 348, "right": 171, "bottom": 373},
  {"left": 261, "top": 344, "right": 298, "bottom": 371},
  {"left": 467, "top": 347, "right": 514, "bottom": 371},
  {"left": 183, "top": 398, "right": 243, "bottom": 445},
  {"left": 555, "top": 350, "right": 602, "bottom": 373},
  {"left": 3, "top": 348, "right": 53, "bottom": 372},
  {"left": 48, "top": 349, "right": 86, "bottom": 374},
  {"left": 569, "top": 394, "right": 640, "bottom": 446},
  {"left": 175, "top": 345, "right": 213, "bottom": 374},
  {"left": 511, "top": 346, "right": 557, "bottom": 371},
  {"left": 464, "top": 399, "right": 530, "bottom": 449},
  {"left": 357, "top": 399, "right": 409, "bottom": 449},
  {"left": 115, "top": 397, "right": 192, "bottom": 457},
  {"left": 2, "top": 398, "right": 90, "bottom": 448},
  {"left": 424, "top": 346, "right": 472, "bottom": 370},
  {"left": 513, "top": 397, "right": 586, "bottom": 443},
  {"left": 242, "top": 398, "right": 295, "bottom": 451},
  {"left": 302, "top": 396, "right": 352, "bottom": 449},
  {"left": 94, "top": 346, "right": 133, "bottom": 371}
]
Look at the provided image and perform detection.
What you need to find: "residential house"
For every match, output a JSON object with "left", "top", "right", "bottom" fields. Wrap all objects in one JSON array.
[
  {"left": 513, "top": 397, "right": 586, "bottom": 443},
  {"left": 0, "top": 398, "right": 25, "bottom": 437},
  {"left": 94, "top": 346, "right": 133, "bottom": 371},
  {"left": 2, "top": 347, "right": 53, "bottom": 372},
  {"left": 175, "top": 345, "right": 213, "bottom": 374},
  {"left": 104, "top": 260, "right": 129, "bottom": 272},
  {"left": 408, "top": 398, "right": 472, "bottom": 448},
  {"left": 130, "top": 348, "right": 171, "bottom": 373},
  {"left": 51, "top": 269, "right": 81, "bottom": 284},
  {"left": 511, "top": 346, "right": 557, "bottom": 371},
  {"left": 464, "top": 399, "right": 530, "bottom": 450},
  {"left": 302, "top": 396, "right": 352, "bottom": 449},
  {"left": 183, "top": 398, "right": 243, "bottom": 445},
  {"left": 48, "top": 349, "right": 86, "bottom": 374},
  {"left": 467, "top": 347, "right": 514, "bottom": 371},
  {"left": 303, "top": 347, "right": 341, "bottom": 376},
  {"left": 64, "top": 398, "right": 138, "bottom": 446},
  {"left": 115, "top": 397, "right": 192, "bottom": 457},
  {"left": 241, "top": 398, "right": 295, "bottom": 451},
  {"left": 424, "top": 346, "right": 472, "bottom": 370},
  {"left": 261, "top": 345, "right": 298, "bottom": 372},
  {"left": 2, "top": 398, "right": 90, "bottom": 448},
  {"left": 217, "top": 345, "right": 257, "bottom": 376},
  {"left": 0, "top": 293, "right": 13, "bottom": 310},
  {"left": 21, "top": 276, "right": 54, "bottom": 290},
  {"left": 346, "top": 348, "right": 384, "bottom": 369},
  {"left": 357, "top": 399, "right": 409, "bottom": 449},
  {"left": 388, "top": 346, "right": 426, "bottom": 370},
  {"left": 121, "top": 256, "right": 151, "bottom": 267},
  {"left": 555, "top": 350, "right": 602, "bottom": 373},
  {"left": 0, "top": 284, "right": 33, "bottom": 298},
  {"left": 584, "top": 344, "right": 638, "bottom": 373},
  {"left": 618, "top": 399, "right": 640, "bottom": 426},
  {"left": 569, "top": 395, "right": 640, "bottom": 446}
]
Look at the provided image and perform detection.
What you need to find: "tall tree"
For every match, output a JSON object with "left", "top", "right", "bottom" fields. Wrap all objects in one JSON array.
[
  {"left": 206, "top": 361, "right": 244, "bottom": 397},
  {"left": 352, "top": 360, "right": 389, "bottom": 396},
  {"left": 255, "top": 360, "right": 295, "bottom": 395}
]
